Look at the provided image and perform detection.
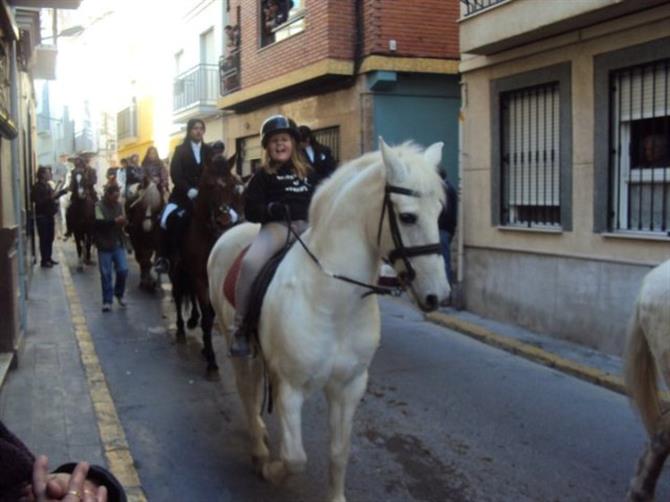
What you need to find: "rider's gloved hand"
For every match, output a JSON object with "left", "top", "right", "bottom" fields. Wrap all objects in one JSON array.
[
  {"left": 187, "top": 188, "right": 199, "bottom": 200},
  {"left": 267, "top": 202, "right": 288, "bottom": 219}
]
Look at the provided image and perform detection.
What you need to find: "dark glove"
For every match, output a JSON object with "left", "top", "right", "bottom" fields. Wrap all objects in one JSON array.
[
  {"left": 267, "top": 202, "right": 288, "bottom": 220},
  {"left": 56, "top": 189, "right": 69, "bottom": 198}
]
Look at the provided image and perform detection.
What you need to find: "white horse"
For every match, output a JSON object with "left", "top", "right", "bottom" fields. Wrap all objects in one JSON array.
[
  {"left": 624, "top": 259, "right": 670, "bottom": 501},
  {"left": 208, "top": 139, "right": 450, "bottom": 501}
]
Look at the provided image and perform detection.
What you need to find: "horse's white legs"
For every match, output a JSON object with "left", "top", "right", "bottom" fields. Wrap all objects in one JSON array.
[
  {"left": 230, "top": 358, "right": 270, "bottom": 469},
  {"left": 262, "top": 381, "right": 307, "bottom": 484},
  {"left": 325, "top": 372, "right": 368, "bottom": 502}
]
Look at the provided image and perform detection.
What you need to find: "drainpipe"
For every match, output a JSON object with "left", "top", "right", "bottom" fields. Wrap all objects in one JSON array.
[
  {"left": 9, "top": 39, "right": 27, "bottom": 331},
  {"left": 455, "top": 80, "right": 465, "bottom": 308}
]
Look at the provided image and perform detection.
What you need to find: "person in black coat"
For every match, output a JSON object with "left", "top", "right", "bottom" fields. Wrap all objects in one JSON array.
[
  {"left": 438, "top": 174, "right": 458, "bottom": 287},
  {"left": 298, "top": 125, "right": 336, "bottom": 185},
  {"left": 154, "top": 118, "right": 214, "bottom": 273},
  {"left": 31, "top": 166, "right": 67, "bottom": 268}
]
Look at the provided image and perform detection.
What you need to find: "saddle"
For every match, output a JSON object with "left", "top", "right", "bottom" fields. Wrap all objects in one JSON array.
[{"left": 223, "top": 243, "right": 293, "bottom": 339}]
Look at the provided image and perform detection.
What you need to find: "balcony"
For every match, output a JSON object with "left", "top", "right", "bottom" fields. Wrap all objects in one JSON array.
[
  {"left": 219, "top": 51, "right": 240, "bottom": 97},
  {"left": 173, "top": 64, "right": 219, "bottom": 122},
  {"left": 117, "top": 104, "right": 138, "bottom": 143},
  {"left": 460, "top": 0, "right": 668, "bottom": 55}
]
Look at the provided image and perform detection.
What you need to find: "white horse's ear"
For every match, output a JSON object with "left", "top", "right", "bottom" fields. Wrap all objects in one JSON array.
[
  {"left": 424, "top": 141, "right": 444, "bottom": 167},
  {"left": 379, "top": 137, "right": 408, "bottom": 184}
]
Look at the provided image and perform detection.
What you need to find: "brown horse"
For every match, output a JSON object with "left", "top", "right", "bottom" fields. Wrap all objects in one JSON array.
[
  {"left": 67, "top": 165, "right": 97, "bottom": 271},
  {"left": 126, "top": 178, "right": 164, "bottom": 290},
  {"left": 168, "top": 153, "right": 243, "bottom": 378}
]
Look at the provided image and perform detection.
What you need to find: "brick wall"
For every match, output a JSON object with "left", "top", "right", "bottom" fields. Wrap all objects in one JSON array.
[
  {"left": 364, "top": 0, "right": 459, "bottom": 58},
  {"left": 230, "top": 0, "right": 458, "bottom": 91}
]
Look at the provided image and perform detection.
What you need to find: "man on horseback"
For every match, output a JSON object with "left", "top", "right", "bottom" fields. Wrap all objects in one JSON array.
[
  {"left": 229, "top": 114, "right": 317, "bottom": 357},
  {"left": 65, "top": 156, "right": 98, "bottom": 239},
  {"left": 154, "top": 118, "right": 214, "bottom": 274}
]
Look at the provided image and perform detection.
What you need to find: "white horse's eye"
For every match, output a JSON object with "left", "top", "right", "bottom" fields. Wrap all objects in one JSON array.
[{"left": 398, "top": 213, "right": 417, "bottom": 225}]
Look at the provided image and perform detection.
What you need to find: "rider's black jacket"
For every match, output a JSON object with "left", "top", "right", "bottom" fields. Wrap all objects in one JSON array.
[
  {"left": 244, "top": 161, "right": 317, "bottom": 224},
  {"left": 169, "top": 140, "right": 214, "bottom": 209}
]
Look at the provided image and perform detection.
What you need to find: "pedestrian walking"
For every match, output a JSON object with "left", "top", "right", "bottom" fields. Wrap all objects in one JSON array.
[
  {"left": 94, "top": 183, "right": 129, "bottom": 312},
  {"left": 439, "top": 174, "right": 458, "bottom": 289},
  {"left": 31, "top": 166, "right": 67, "bottom": 268}
]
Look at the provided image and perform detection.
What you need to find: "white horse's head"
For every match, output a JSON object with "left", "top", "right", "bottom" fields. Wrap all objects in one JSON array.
[{"left": 378, "top": 138, "right": 450, "bottom": 311}]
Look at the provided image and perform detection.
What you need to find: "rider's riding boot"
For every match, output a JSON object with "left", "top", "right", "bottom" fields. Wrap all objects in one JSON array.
[
  {"left": 229, "top": 326, "right": 253, "bottom": 358},
  {"left": 154, "top": 218, "right": 173, "bottom": 274}
]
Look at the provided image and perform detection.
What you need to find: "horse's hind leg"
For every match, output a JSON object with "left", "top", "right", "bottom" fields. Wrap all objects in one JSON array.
[
  {"left": 75, "top": 236, "right": 84, "bottom": 272},
  {"left": 173, "top": 286, "right": 186, "bottom": 343},
  {"left": 628, "top": 413, "right": 670, "bottom": 501},
  {"left": 324, "top": 371, "right": 368, "bottom": 502},
  {"left": 187, "top": 293, "right": 200, "bottom": 329},
  {"left": 231, "top": 357, "right": 269, "bottom": 472},
  {"left": 200, "top": 303, "right": 219, "bottom": 380},
  {"left": 262, "top": 381, "right": 307, "bottom": 485}
]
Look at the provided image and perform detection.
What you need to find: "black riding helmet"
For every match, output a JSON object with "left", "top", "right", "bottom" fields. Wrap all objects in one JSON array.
[{"left": 260, "top": 115, "right": 299, "bottom": 148}]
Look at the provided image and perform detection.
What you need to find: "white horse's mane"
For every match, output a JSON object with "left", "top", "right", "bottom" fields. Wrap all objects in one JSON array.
[{"left": 309, "top": 141, "right": 445, "bottom": 229}]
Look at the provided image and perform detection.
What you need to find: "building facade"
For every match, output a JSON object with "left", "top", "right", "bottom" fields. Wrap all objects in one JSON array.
[
  {"left": 217, "top": 0, "right": 460, "bottom": 180},
  {"left": 170, "top": 0, "right": 231, "bottom": 150},
  {"left": 0, "top": 0, "right": 82, "bottom": 379},
  {"left": 459, "top": 0, "right": 670, "bottom": 354}
]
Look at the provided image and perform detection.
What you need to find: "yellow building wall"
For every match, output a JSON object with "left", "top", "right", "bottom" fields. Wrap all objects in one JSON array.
[{"left": 117, "top": 96, "right": 155, "bottom": 161}]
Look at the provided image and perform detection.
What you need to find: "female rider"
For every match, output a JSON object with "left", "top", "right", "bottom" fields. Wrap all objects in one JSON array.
[{"left": 229, "top": 114, "right": 317, "bottom": 357}]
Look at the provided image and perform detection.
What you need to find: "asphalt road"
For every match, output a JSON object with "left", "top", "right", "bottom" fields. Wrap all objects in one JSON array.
[{"left": 65, "top": 246, "right": 669, "bottom": 501}]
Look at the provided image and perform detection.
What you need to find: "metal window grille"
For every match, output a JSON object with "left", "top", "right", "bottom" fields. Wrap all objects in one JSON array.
[
  {"left": 609, "top": 59, "right": 670, "bottom": 234},
  {"left": 236, "top": 135, "right": 262, "bottom": 179},
  {"left": 501, "top": 82, "right": 561, "bottom": 227},
  {"left": 461, "top": 0, "right": 508, "bottom": 17},
  {"left": 313, "top": 126, "right": 340, "bottom": 163}
]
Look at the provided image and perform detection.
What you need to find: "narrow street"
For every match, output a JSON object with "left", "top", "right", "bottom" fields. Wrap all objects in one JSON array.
[{"left": 63, "top": 246, "right": 668, "bottom": 502}]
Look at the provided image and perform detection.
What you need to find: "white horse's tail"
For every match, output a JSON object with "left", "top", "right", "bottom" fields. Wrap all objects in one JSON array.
[{"left": 624, "top": 305, "right": 660, "bottom": 436}]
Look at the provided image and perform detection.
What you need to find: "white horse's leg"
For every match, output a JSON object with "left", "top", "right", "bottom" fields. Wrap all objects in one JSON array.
[
  {"left": 325, "top": 371, "right": 368, "bottom": 502},
  {"left": 262, "top": 381, "right": 307, "bottom": 484},
  {"left": 231, "top": 357, "right": 270, "bottom": 469}
]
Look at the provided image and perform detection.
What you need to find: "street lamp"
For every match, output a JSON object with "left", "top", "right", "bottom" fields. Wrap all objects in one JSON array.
[{"left": 40, "top": 24, "right": 85, "bottom": 44}]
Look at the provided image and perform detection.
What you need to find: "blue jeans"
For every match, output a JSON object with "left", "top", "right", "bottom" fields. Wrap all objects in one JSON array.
[
  {"left": 98, "top": 245, "right": 128, "bottom": 304},
  {"left": 439, "top": 230, "right": 453, "bottom": 286}
]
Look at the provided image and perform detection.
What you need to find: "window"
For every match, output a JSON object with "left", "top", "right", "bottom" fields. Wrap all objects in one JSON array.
[
  {"left": 236, "top": 135, "right": 262, "bottom": 179},
  {"left": 501, "top": 83, "right": 560, "bottom": 226},
  {"left": 490, "top": 63, "right": 572, "bottom": 230},
  {"left": 608, "top": 59, "right": 670, "bottom": 233},
  {"left": 313, "top": 126, "right": 340, "bottom": 163},
  {"left": 260, "top": 0, "right": 305, "bottom": 47}
]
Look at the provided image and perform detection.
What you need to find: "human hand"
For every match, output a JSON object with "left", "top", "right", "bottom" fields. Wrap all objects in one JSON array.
[
  {"left": 31, "top": 456, "right": 107, "bottom": 502},
  {"left": 115, "top": 215, "right": 127, "bottom": 226},
  {"left": 187, "top": 188, "right": 199, "bottom": 200}
]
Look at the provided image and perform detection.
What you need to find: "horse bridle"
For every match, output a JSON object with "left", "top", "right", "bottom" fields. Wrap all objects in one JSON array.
[
  {"left": 376, "top": 184, "right": 443, "bottom": 284},
  {"left": 289, "top": 183, "right": 442, "bottom": 298}
]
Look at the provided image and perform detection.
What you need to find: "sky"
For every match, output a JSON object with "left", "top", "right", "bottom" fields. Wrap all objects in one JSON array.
[{"left": 46, "top": 0, "right": 185, "bottom": 156}]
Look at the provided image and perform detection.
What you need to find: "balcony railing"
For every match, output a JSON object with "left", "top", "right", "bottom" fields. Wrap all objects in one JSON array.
[
  {"left": 117, "top": 104, "right": 137, "bottom": 141},
  {"left": 219, "top": 51, "right": 240, "bottom": 97},
  {"left": 173, "top": 64, "right": 219, "bottom": 112},
  {"left": 461, "top": 0, "right": 508, "bottom": 17}
]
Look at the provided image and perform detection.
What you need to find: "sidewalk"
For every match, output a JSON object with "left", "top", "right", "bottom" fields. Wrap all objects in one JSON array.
[
  {"left": 426, "top": 305, "right": 627, "bottom": 395},
  {"left": 0, "top": 251, "right": 105, "bottom": 470}
]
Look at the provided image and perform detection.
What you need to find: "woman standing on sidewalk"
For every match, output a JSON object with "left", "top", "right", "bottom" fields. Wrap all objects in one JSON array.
[
  {"left": 94, "top": 184, "right": 128, "bottom": 312},
  {"left": 31, "top": 166, "right": 67, "bottom": 268}
]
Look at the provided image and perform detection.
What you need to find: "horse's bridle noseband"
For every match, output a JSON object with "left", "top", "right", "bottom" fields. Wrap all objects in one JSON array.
[{"left": 376, "top": 185, "right": 442, "bottom": 284}]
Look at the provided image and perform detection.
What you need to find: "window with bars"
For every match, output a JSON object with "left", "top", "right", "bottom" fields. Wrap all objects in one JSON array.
[
  {"left": 501, "top": 83, "right": 561, "bottom": 227},
  {"left": 313, "top": 126, "right": 340, "bottom": 163},
  {"left": 236, "top": 135, "right": 262, "bottom": 180},
  {"left": 609, "top": 59, "right": 670, "bottom": 234}
]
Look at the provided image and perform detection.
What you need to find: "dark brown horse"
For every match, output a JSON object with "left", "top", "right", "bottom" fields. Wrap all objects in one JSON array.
[
  {"left": 126, "top": 178, "right": 164, "bottom": 290},
  {"left": 67, "top": 165, "right": 97, "bottom": 271},
  {"left": 169, "top": 153, "right": 243, "bottom": 378}
]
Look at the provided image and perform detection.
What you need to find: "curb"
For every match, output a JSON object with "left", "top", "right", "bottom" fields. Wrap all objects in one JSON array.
[
  {"left": 426, "top": 311, "right": 628, "bottom": 396},
  {"left": 59, "top": 246, "right": 147, "bottom": 502}
]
